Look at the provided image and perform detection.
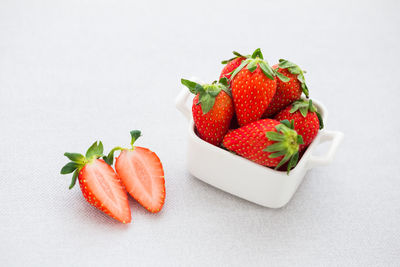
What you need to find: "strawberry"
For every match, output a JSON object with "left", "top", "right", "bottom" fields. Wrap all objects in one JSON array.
[
  {"left": 263, "top": 59, "right": 309, "bottom": 117},
  {"left": 61, "top": 141, "right": 131, "bottom": 223},
  {"left": 275, "top": 99, "right": 323, "bottom": 151},
  {"left": 104, "top": 131, "right": 166, "bottom": 213},
  {"left": 223, "top": 119, "right": 304, "bottom": 173},
  {"left": 181, "top": 77, "right": 234, "bottom": 146},
  {"left": 229, "top": 48, "right": 289, "bottom": 127},
  {"left": 220, "top": 51, "right": 246, "bottom": 81}
]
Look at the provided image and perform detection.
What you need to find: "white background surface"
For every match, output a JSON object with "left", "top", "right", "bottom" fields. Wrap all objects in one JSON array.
[{"left": 1, "top": 0, "right": 399, "bottom": 266}]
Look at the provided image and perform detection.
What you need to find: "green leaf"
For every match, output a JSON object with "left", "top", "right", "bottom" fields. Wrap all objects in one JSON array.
[
  {"left": 219, "top": 77, "right": 229, "bottom": 87},
  {"left": 264, "top": 142, "right": 285, "bottom": 152},
  {"left": 251, "top": 48, "right": 263, "bottom": 59},
  {"left": 301, "top": 83, "right": 309, "bottom": 97},
  {"left": 233, "top": 51, "right": 244, "bottom": 57},
  {"left": 69, "top": 169, "right": 79, "bottom": 189},
  {"left": 199, "top": 93, "right": 216, "bottom": 114},
  {"left": 64, "top": 153, "right": 85, "bottom": 163},
  {"left": 206, "top": 84, "right": 221, "bottom": 97},
  {"left": 297, "top": 135, "right": 304, "bottom": 144},
  {"left": 230, "top": 60, "right": 248, "bottom": 80},
  {"left": 266, "top": 131, "right": 285, "bottom": 141},
  {"left": 278, "top": 59, "right": 297, "bottom": 69},
  {"left": 279, "top": 119, "right": 292, "bottom": 129},
  {"left": 221, "top": 51, "right": 244, "bottom": 64},
  {"left": 181, "top": 79, "right": 204, "bottom": 94},
  {"left": 60, "top": 162, "right": 78, "bottom": 174},
  {"left": 297, "top": 73, "right": 305, "bottom": 83},
  {"left": 288, "top": 66, "right": 301, "bottom": 75},
  {"left": 85, "top": 141, "right": 104, "bottom": 159},
  {"left": 275, "top": 153, "right": 291, "bottom": 169},
  {"left": 246, "top": 61, "right": 258, "bottom": 72},
  {"left": 287, "top": 152, "right": 299, "bottom": 174},
  {"left": 316, "top": 112, "right": 324, "bottom": 129},
  {"left": 259, "top": 62, "right": 275, "bottom": 80},
  {"left": 309, "top": 100, "right": 316, "bottom": 112},
  {"left": 221, "top": 58, "right": 233, "bottom": 64},
  {"left": 130, "top": 130, "right": 141, "bottom": 146},
  {"left": 275, "top": 71, "right": 290, "bottom": 82},
  {"left": 299, "top": 106, "right": 308, "bottom": 117},
  {"left": 269, "top": 150, "right": 287, "bottom": 158}
]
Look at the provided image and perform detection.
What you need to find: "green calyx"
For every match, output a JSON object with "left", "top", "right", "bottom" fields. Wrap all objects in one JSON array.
[
  {"left": 264, "top": 120, "right": 304, "bottom": 174},
  {"left": 60, "top": 141, "right": 104, "bottom": 189},
  {"left": 181, "top": 77, "right": 231, "bottom": 114},
  {"left": 230, "top": 48, "right": 289, "bottom": 82},
  {"left": 278, "top": 59, "right": 309, "bottom": 97},
  {"left": 290, "top": 99, "right": 324, "bottom": 129},
  {"left": 103, "top": 130, "right": 142, "bottom": 166},
  {"left": 221, "top": 51, "right": 247, "bottom": 64}
]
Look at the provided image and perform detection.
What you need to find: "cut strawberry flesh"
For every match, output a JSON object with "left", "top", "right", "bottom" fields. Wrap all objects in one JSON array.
[
  {"left": 115, "top": 147, "right": 165, "bottom": 213},
  {"left": 79, "top": 159, "right": 131, "bottom": 223}
]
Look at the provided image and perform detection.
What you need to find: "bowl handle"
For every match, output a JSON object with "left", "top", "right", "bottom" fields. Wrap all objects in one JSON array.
[
  {"left": 306, "top": 130, "right": 344, "bottom": 170},
  {"left": 176, "top": 77, "right": 203, "bottom": 121},
  {"left": 175, "top": 88, "right": 192, "bottom": 121}
]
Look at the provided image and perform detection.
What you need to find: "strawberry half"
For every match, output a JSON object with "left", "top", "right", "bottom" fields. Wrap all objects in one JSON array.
[
  {"left": 275, "top": 99, "right": 323, "bottom": 152},
  {"left": 181, "top": 78, "right": 234, "bottom": 146},
  {"left": 263, "top": 59, "right": 309, "bottom": 117},
  {"left": 229, "top": 48, "right": 289, "bottom": 127},
  {"left": 104, "top": 131, "right": 166, "bottom": 213},
  {"left": 61, "top": 141, "right": 131, "bottom": 223},
  {"left": 222, "top": 119, "right": 304, "bottom": 174}
]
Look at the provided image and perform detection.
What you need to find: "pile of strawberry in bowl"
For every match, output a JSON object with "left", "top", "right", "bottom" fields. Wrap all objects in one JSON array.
[{"left": 177, "top": 48, "right": 343, "bottom": 207}]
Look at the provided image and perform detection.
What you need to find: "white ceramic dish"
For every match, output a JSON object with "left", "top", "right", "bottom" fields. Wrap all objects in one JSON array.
[{"left": 175, "top": 81, "right": 344, "bottom": 208}]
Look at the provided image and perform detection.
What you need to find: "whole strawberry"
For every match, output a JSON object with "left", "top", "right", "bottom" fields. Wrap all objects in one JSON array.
[
  {"left": 275, "top": 99, "right": 323, "bottom": 151},
  {"left": 219, "top": 51, "right": 246, "bottom": 81},
  {"left": 181, "top": 77, "right": 234, "bottom": 146},
  {"left": 230, "top": 48, "right": 289, "bottom": 127},
  {"left": 263, "top": 59, "right": 309, "bottom": 117},
  {"left": 223, "top": 119, "right": 304, "bottom": 173}
]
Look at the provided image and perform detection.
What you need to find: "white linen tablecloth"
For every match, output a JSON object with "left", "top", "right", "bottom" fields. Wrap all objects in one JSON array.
[{"left": 1, "top": 0, "right": 399, "bottom": 266}]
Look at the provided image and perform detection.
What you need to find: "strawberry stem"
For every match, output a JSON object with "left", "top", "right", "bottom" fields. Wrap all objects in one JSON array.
[
  {"left": 130, "top": 130, "right": 141, "bottom": 148},
  {"left": 102, "top": 130, "right": 142, "bottom": 166}
]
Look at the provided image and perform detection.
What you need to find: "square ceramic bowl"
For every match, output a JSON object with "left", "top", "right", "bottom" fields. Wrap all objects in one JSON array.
[{"left": 175, "top": 80, "right": 343, "bottom": 208}]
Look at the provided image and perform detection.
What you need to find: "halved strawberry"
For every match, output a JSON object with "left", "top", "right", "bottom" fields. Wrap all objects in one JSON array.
[
  {"left": 104, "top": 131, "right": 166, "bottom": 213},
  {"left": 61, "top": 141, "right": 131, "bottom": 223}
]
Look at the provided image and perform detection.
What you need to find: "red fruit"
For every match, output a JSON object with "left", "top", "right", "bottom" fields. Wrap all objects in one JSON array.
[
  {"left": 229, "top": 48, "right": 287, "bottom": 127},
  {"left": 275, "top": 99, "right": 323, "bottom": 151},
  {"left": 105, "top": 131, "right": 166, "bottom": 213},
  {"left": 181, "top": 78, "right": 234, "bottom": 146},
  {"left": 116, "top": 148, "right": 165, "bottom": 213},
  {"left": 61, "top": 141, "right": 131, "bottom": 223},
  {"left": 263, "top": 60, "right": 309, "bottom": 117},
  {"left": 220, "top": 52, "right": 246, "bottom": 80},
  {"left": 222, "top": 119, "right": 304, "bottom": 173}
]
